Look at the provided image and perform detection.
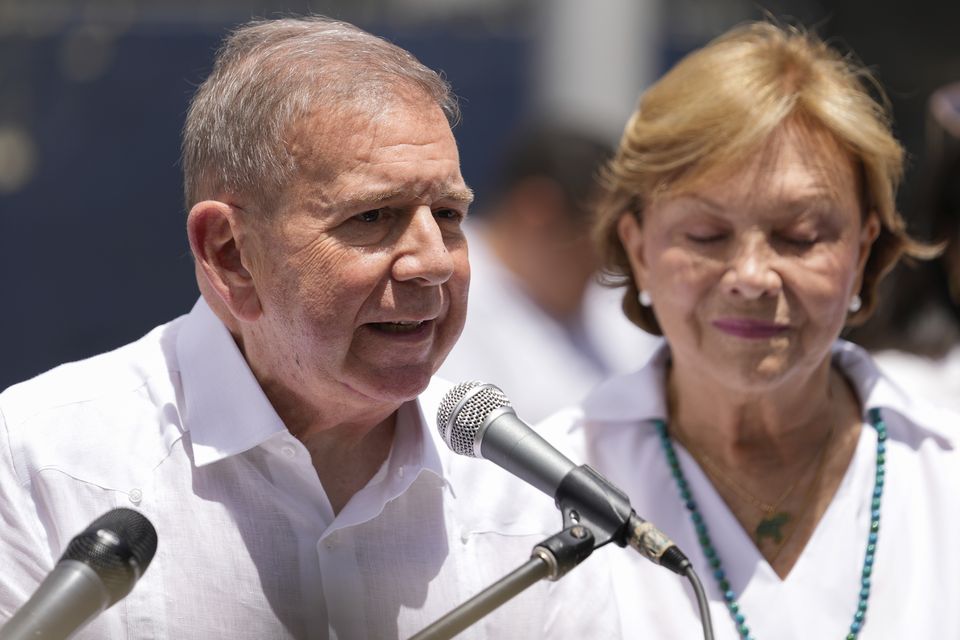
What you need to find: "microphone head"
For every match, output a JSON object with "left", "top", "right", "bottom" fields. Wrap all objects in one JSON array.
[
  {"left": 61, "top": 508, "right": 158, "bottom": 605},
  {"left": 437, "top": 381, "right": 512, "bottom": 457}
]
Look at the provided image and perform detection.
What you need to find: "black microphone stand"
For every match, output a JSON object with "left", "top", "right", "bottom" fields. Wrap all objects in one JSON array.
[{"left": 408, "top": 525, "right": 595, "bottom": 640}]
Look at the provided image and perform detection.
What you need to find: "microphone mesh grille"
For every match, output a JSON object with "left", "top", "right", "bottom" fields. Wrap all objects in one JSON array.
[
  {"left": 437, "top": 381, "right": 511, "bottom": 457},
  {"left": 62, "top": 508, "right": 158, "bottom": 604}
]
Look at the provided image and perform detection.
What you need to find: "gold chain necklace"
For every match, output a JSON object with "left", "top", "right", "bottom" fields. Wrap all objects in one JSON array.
[{"left": 676, "top": 427, "right": 835, "bottom": 550}]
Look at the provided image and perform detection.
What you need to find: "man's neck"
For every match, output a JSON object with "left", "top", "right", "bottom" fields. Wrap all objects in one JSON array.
[{"left": 299, "top": 411, "right": 399, "bottom": 515}]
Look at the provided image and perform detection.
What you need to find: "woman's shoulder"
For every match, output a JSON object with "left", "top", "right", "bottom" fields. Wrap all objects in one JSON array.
[
  {"left": 871, "top": 346, "right": 960, "bottom": 414},
  {"left": 833, "top": 340, "right": 960, "bottom": 448},
  {"left": 577, "top": 343, "right": 671, "bottom": 424},
  {"left": 535, "top": 345, "right": 672, "bottom": 463}
]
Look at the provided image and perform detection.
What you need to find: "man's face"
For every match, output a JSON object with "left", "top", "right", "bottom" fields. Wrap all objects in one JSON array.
[{"left": 240, "top": 97, "right": 472, "bottom": 416}]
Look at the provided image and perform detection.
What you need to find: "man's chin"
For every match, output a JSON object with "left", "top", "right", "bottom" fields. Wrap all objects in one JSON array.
[{"left": 352, "top": 365, "right": 436, "bottom": 405}]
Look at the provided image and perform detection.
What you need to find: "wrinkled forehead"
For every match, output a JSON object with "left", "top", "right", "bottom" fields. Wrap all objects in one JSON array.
[{"left": 285, "top": 85, "right": 453, "bottom": 181}]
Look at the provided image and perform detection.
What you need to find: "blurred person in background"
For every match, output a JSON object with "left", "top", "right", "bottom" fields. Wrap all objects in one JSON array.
[
  {"left": 545, "top": 21, "right": 960, "bottom": 638},
  {"left": 0, "top": 16, "right": 620, "bottom": 639},
  {"left": 439, "top": 126, "right": 660, "bottom": 422},
  {"left": 868, "top": 83, "right": 960, "bottom": 410}
]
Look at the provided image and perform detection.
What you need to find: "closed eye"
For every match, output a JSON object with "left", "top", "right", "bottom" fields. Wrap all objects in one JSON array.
[
  {"left": 685, "top": 232, "right": 727, "bottom": 244},
  {"left": 776, "top": 234, "right": 818, "bottom": 248}
]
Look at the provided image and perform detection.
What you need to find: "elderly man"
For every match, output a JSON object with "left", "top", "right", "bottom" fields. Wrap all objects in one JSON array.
[{"left": 0, "top": 17, "right": 619, "bottom": 639}]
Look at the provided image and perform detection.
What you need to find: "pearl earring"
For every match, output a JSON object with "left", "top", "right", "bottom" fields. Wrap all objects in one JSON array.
[
  {"left": 848, "top": 294, "right": 862, "bottom": 313},
  {"left": 639, "top": 290, "right": 652, "bottom": 307}
]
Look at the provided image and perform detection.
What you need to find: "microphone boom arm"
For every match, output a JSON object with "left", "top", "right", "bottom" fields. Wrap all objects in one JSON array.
[{"left": 408, "top": 526, "right": 596, "bottom": 640}]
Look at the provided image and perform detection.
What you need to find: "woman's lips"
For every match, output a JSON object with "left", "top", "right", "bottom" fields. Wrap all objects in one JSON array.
[{"left": 711, "top": 318, "right": 789, "bottom": 339}]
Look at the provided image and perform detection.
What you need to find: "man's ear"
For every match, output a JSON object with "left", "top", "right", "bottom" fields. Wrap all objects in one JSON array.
[
  {"left": 617, "top": 211, "right": 648, "bottom": 288},
  {"left": 187, "top": 200, "right": 262, "bottom": 322}
]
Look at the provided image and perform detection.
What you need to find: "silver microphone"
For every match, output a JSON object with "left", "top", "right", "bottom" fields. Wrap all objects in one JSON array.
[
  {"left": 437, "top": 381, "right": 689, "bottom": 574},
  {"left": 0, "top": 508, "right": 158, "bottom": 640}
]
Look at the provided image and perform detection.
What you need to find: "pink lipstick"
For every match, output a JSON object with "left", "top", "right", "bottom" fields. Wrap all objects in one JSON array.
[{"left": 712, "top": 318, "right": 788, "bottom": 339}]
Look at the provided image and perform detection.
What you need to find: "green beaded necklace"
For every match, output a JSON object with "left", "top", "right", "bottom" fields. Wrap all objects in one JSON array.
[{"left": 655, "top": 407, "right": 886, "bottom": 640}]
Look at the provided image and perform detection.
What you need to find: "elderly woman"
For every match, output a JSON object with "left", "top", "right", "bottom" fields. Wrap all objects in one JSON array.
[{"left": 547, "top": 22, "right": 960, "bottom": 639}]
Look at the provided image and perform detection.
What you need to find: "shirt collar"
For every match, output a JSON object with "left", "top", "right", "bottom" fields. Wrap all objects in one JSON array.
[
  {"left": 581, "top": 342, "right": 671, "bottom": 424},
  {"left": 831, "top": 340, "right": 957, "bottom": 444},
  {"left": 176, "top": 298, "right": 287, "bottom": 466},
  {"left": 581, "top": 339, "right": 956, "bottom": 445},
  {"left": 408, "top": 377, "right": 448, "bottom": 481},
  {"left": 328, "top": 394, "right": 446, "bottom": 531}
]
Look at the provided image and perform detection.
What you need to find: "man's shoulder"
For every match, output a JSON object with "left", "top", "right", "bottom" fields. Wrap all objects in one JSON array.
[{"left": 0, "top": 316, "right": 185, "bottom": 431}]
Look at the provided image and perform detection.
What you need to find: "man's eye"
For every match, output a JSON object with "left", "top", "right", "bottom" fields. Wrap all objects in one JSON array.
[
  {"left": 434, "top": 208, "right": 464, "bottom": 222},
  {"left": 354, "top": 209, "right": 383, "bottom": 223}
]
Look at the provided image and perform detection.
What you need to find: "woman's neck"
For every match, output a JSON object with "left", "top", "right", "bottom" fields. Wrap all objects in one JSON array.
[
  {"left": 665, "top": 354, "right": 865, "bottom": 577},
  {"left": 666, "top": 356, "right": 849, "bottom": 465}
]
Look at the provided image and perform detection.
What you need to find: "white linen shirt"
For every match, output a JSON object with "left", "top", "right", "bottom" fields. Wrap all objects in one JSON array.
[
  {"left": 543, "top": 340, "right": 960, "bottom": 639},
  {"left": 0, "top": 298, "right": 622, "bottom": 640}
]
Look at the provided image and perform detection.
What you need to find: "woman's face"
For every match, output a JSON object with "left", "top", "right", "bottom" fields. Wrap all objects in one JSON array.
[{"left": 618, "top": 122, "right": 879, "bottom": 391}]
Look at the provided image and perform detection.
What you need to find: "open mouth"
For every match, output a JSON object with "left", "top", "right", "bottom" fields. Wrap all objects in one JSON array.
[{"left": 370, "top": 320, "right": 430, "bottom": 334}]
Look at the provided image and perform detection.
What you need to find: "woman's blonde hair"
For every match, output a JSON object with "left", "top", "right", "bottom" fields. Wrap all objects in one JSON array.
[{"left": 594, "top": 21, "right": 936, "bottom": 334}]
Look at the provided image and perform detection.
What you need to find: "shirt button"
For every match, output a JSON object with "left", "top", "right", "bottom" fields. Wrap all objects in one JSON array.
[
  {"left": 397, "top": 466, "right": 405, "bottom": 478},
  {"left": 281, "top": 445, "right": 296, "bottom": 458},
  {"left": 128, "top": 488, "right": 143, "bottom": 505}
]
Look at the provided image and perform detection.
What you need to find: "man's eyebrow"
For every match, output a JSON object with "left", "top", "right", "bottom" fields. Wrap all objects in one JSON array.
[
  {"left": 337, "top": 185, "right": 475, "bottom": 209},
  {"left": 440, "top": 186, "right": 475, "bottom": 205}
]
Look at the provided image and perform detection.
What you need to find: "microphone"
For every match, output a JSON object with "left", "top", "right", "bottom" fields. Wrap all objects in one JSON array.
[
  {"left": 437, "top": 381, "right": 689, "bottom": 575},
  {"left": 0, "top": 508, "right": 158, "bottom": 640}
]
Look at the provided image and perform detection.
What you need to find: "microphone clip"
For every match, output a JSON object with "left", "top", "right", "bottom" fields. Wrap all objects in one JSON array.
[
  {"left": 556, "top": 465, "right": 633, "bottom": 549},
  {"left": 532, "top": 526, "right": 596, "bottom": 581}
]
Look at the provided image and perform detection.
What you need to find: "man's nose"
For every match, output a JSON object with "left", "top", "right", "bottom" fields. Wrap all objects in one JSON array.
[{"left": 392, "top": 207, "right": 455, "bottom": 285}]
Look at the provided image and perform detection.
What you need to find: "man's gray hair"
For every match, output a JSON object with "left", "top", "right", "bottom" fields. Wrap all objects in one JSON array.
[{"left": 181, "top": 16, "right": 459, "bottom": 212}]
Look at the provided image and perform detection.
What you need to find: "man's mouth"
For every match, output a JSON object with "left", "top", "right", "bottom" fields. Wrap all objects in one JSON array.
[{"left": 370, "top": 320, "right": 429, "bottom": 334}]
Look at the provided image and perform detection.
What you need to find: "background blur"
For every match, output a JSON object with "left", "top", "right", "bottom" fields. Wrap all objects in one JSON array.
[{"left": 1, "top": 0, "right": 958, "bottom": 389}]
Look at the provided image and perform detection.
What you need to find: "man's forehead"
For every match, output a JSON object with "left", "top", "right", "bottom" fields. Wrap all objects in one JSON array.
[{"left": 288, "top": 107, "right": 456, "bottom": 181}]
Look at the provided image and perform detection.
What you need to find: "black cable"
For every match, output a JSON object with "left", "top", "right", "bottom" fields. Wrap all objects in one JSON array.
[{"left": 683, "top": 564, "right": 715, "bottom": 640}]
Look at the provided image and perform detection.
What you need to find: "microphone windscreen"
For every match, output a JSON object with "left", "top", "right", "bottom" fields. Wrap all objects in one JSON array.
[
  {"left": 437, "top": 381, "right": 512, "bottom": 457},
  {"left": 62, "top": 508, "right": 158, "bottom": 605}
]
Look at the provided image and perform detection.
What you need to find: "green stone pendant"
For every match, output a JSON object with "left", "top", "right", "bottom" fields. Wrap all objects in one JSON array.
[{"left": 756, "top": 512, "right": 790, "bottom": 544}]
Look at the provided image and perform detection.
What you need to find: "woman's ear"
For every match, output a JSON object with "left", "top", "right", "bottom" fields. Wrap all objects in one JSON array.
[
  {"left": 187, "top": 200, "right": 263, "bottom": 322},
  {"left": 617, "top": 211, "right": 648, "bottom": 288},
  {"left": 854, "top": 212, "right": 882, "bottom": 284},
  {"left": 860, "top": 212, "right": 881, "bottom": 258}
]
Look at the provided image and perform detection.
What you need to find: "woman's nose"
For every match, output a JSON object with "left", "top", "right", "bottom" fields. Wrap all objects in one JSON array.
[{"left": 721, "top": 235, "right": 782, "bottom": 300}]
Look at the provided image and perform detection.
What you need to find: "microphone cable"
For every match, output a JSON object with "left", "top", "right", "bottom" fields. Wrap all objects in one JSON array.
[{"left": 683, "top": 563, "right": 715, "bottom": 640}]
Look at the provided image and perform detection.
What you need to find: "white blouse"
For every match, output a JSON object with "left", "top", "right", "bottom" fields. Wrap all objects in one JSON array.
[
  {"left": 544, "top": 340, "right": 960, "bottom": 639},
  {"left": 873, "top": 346, "right": 960, "bottom": 413}
]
